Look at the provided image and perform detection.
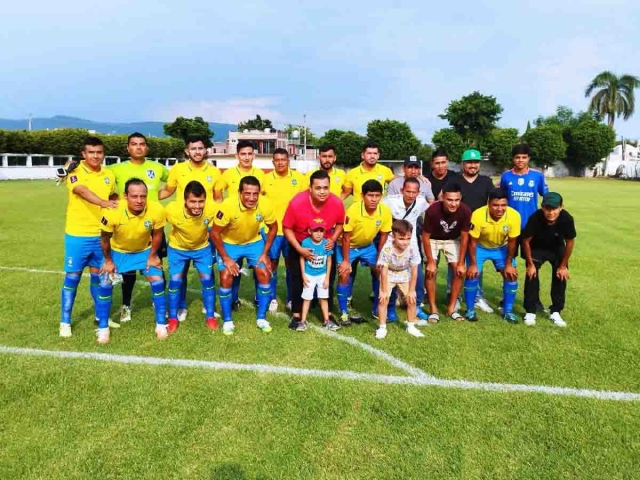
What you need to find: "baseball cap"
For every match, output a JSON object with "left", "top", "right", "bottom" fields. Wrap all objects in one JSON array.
[
  {"left": 404, "top": 155, "right": 420, "bottom": 167},
  {"left": 461, "top": 149, "right": 482, "bottom": 162},
  {"left": 310, "top": 225, "right": 326, "bottom": 231},
  {"left": 542, "top": 192, "right": 563, "bottom": 208}
]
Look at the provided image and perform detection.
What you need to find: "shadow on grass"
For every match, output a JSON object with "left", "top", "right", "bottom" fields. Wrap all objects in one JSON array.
[{"left": 210, "top": 462, "right": 272, "bottom": 480}]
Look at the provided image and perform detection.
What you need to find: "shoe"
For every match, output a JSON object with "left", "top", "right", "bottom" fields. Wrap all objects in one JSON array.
[
  {"left": 286, "top": 301, "right": 292, "bottom": 311},
  {"left": 464, "top": 311, "right": 479, "bottom": 322},
  {"left": 155, "top": 324, "right": 168, "bottom": 340},
  {"left": 206, "top": 317, "right": 219, "bottom": 330},
  {"left": 416, "top": 310, "right": 429, "bottom": 321},
  {"left": 120, "top": 305, "right": 132, "bottom": 323},
  {"left": 296, "top": 321, "right": 308, "bottom": 332},
  {"left": 323, "top": 320, "right": 341, "bottom": 331},
  {"left": 406, "top": 323, "right": 425, "bottom": 338},
  {"left": 167, "top": 318, "right": 179, "bottom": 333},
  {"left": 375, "top": 326, "right": 388, "bottom": 339},
  {"left": 339, "top": 312, "right": 352, "bottom": 327},
  {"left": 503, "top": 312, "right": 518, "bottom": 324},
  {"left": 59, "top": 323, "right": 72, "bottom": 338},
  {"left": 95, "top": 327, "right": 110, "bottom": 344},
  {"left": 288, "top": 318, "right": 300, "bottom": 330},
  {"left": 474, "top": 298, "right": 494, "bottom": 314},
  {"left": 177, "top": 309, "right": 188, "bottom": 322},
  {"left": 349, "top": 311, "right": 366, "bottom": 324},
  {"left": 257, "top": 319, "right": 272, "bottom": 333},
  {"left": 223, "top": 321, "right": 236, "bottom": 335},
  {"left": 232, "top": 300, "right": 241, "bottom": 312},
  {"left": 268, "top": 299, "right": 278, "bottom": 312},
  {"left": 415, "top": 319, "right": 429, "bottom": 327},
  {"left": 524, "top": 313, "right": 536, "bottom": 326},
  {"left": 550, "top": 312, "right": 567, "bottom": 327}
]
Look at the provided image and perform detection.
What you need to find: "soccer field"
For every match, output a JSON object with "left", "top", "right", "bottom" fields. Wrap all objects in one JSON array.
[{"left": 1, "top": 178, "right": 639, "bottom": 480}]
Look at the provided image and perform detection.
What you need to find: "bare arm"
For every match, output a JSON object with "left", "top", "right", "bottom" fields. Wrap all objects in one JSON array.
[
  {"left": 522, "top": 236, "right": 536, "bottom": 279},
  {"left": 146, "top": 229, "right": 163, "bottom": 271},
  {"left": 158, "top": 185, "right": 176, "bottom": 200},
  {"left": 422, "top": 231, "right": 437, "bottom": 279},
  {"left": 100, "top": 231, "right": 116, "bottom": 274},
  {"left": 456, "top": 231, "right": 469, "bottom": 277},
  {"left": 73, "top": 185, "right": 117, "bottom": 208},
  {"left": 467, "top": 237, "right": 479, "bottom": 279},
  {"left": 340, "top": 186, "right": 352, "bottom": 201}
]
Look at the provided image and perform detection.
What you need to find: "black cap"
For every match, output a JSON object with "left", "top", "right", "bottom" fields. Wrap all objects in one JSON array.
[{"left": 404, "top": 155, "right": 420, "bottom": 167}]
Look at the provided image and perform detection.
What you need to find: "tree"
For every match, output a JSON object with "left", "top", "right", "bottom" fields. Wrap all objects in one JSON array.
[
  {"left": 365, "top": 119, "right": 421, "bottom": 159},
  {"left": 484, "top": 128, "right": 519, "bottom": 169},
  {"left": 522, "top": 125, "right": 566, "bottom": 170},
  {"left": 534, "top": 105, "right": 597, "bottom": 129},
  {"left": 317, "top": 129, "right": 366, "bottom": 167},
  {"left": 585, "top": 71, "right": 640, "bottom": 128},
  {"left": 431, "top": 128, "right": 466, "bottom": 163},
  {"left": 417, "top": 143, "right": 434, "bottom": 161},
  {"left": 438, "top": 91, "right": 503, "bottom": 146},
  {"left": 283, "top": 123, "right": 318, "bottom": 146},
  {"left": 237, "top": 115, "right": 273, "bottom": 132},
  {"left": 565, "top": 119, "right": 615, "bottom": 172},
  {"left": 163, "top": 116, "right": 214, "bottom": 146}
]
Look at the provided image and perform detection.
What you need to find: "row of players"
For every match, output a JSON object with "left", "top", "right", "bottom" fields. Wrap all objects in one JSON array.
[{"left": 58, "top": 134, "right": 576, "bottom": 342}]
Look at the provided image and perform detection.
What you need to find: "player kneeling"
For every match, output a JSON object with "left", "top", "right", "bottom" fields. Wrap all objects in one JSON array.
[{"left": 375, "top": 220, "right": 423, "bottom": 339}]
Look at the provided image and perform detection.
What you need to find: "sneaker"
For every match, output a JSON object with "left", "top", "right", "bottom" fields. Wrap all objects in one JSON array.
[
  {"left": 375, "top": 326, "right": 388, "bottom": 339},
  {"left": 223, "top": 321, "right": 236, "bottom": 336},
  {"left": 406, "top": 323, "right": 425, "bottom": 338},
  {"left": 503, "top": 312, "right": 518, "bottom": 324},
  {"left": 206, "top": 317, "right": 219, "bottom": 330},
  {"left": 288, "top": 318, "right": 300, "bottom": 330},
  {"left": 524, "top": 313, "right": 537, "bottom": 326},
  {"left": 95, "top": 327, "right": 110, "bottom": 344},
  {"left": 59, "top": 323, "right": 72, "bottom": 338},
  {"left": 474, "top": 298, "right": 494, "bottom": 314},
  {"left": 269, "top": 299, "right": 279, "bottom": 312},
  {"left": 232, "top": 300, "right": 241, "bottom": 312},
  {"left": 120, "top": 305, "right": 132, "bottom": 323},
  {"left": 167, "top": 318, "right": 179, "bottom": 333},
  {"left": 550, "top": 312, "right": 567, "bottom": 327},
  {"left": 155, "top": 324, "right": 168, "bottom": 340},
  {"left": 339, "top": 312, "right": 352, "bottom": 327},
  {"left": 296, "top": 321, "right": 308, "bottom": 332},
  {"left": 177, "top": 309, "right": 188, "bottom": 322},
  {"left": 286, "top": 301, "right": 292, "bottom": 311},
  {"left": 464, "top": 310, "right": 479, "bottom": 322},
  {"left": 257, "top": 319, "right": 272, "bottom": 333},
  {"left": 415, "top": 319, "right": 430, "bottom": 327},
  {"left": 323, "top": 320, "right": 341, "bottom": 331},
  {"left": 349, "top": 311, "right": 366, "bottom": 324}
]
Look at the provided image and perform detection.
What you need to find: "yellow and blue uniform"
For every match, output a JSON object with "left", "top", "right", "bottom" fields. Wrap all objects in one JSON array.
[
  {"left": 109, "top": 159, "right": 169, "bottom": 202},
  {"left": 166, "top": 161, "right": 221, "bottom": 205},
  {"left": 214, "top": 166, "right": 265, "bottom": 197},
  {"left": 305, "top": 166, "right": 346, "bottom": 197},
  {"left": 343, "top": 163, "right": 394, "bottom": 202}
]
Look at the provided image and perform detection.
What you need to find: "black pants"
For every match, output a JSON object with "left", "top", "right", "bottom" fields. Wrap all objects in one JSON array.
[
  {"left": 523, "top": 250, "right": 567, "bottom": 314},
  {"left": 288, "top": 247, "right": 337, "bottom": 316}
]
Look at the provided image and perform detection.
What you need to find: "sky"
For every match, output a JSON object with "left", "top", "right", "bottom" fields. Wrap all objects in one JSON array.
[{"left": 2, "top": 0, "right": 639, "bottom": 142}]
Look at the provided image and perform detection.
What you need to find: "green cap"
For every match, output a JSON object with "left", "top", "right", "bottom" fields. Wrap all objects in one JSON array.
[
  {"left": 542, "top": 192, "right": 563, "bottom": 208},
  {"left": 461, "top": 149, "right": 482, "bottom": 162}
]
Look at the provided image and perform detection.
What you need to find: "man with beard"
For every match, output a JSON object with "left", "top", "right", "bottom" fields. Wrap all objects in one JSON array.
[
  {"left": 341, "top": 141, "right": 394, "bottom": 201},
  {"left": 306, "top": 144, "right": 347, "bottom": 197}
]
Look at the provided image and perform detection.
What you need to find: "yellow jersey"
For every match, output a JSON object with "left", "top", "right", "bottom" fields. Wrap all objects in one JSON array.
[
  {"left": 343, "top": 163, "right": 395, "bottom": 202},
  {"left": 65, "top": 161, "right": 116, "bottom": 237},
  {"left": 214, "top": 165, "right": 265, "bottom": 196},
  {"left": 305, "top": 167, "right": 347, "bottom": 197},
  {"left": 213, "top": 196, "right": 276, "bottom": 245},
  {"left": 469, "top": 206, "right": 521, "bottom": 249},
  {"left": 261, "top": 169, "right": 306, "bottom": 234},
  {"left": 100, "top": 202, "right": 166, "bottom": 253},
  {"left": 344, "top": 201, "right": 393, "bottom": 248},
  {"left": 166, "top": 161, "right": 221, "bottom": 205},
  {"left": 165, "top": 201, "right": 217, "bottom": 251}
]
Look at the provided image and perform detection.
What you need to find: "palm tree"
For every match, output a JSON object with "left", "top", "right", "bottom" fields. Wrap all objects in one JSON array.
[{"left": 585, "top": 71, "right": 640, "bottom": 128}]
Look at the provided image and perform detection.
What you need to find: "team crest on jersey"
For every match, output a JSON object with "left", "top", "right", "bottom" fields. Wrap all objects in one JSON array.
[
  {"left": 377, "top": 175, "right": 383, "bottom": 180},
  {"left": 517, "top": 178, "right": 524, "bottom": 186},
  {"left": 376, "top": 220, "right": 381, "bottom": 227},
  {"left": 70, "top": 175, "right": 78, "bottom": 183},
  {"left": 256, "top": 213, "right": 263, "bottom": 222},
  {"left": 144, "top": 220, "right": 152, "bottom": 229},
  {"left": 146, "top": 169, "right": 155, "bottom": 179},
  {"left": 207, "top": 176, "right": 212, "bottom": 183},
  {"left": 104, "top": 177, "right": 110, "bottom": 184},
  {"left": 203, "top": 219, "right": 210, "bottom": 226},
  {"left": 313, "top": 218, "right": 323, "bottom": 224},
  {"left": 292, "top": 179, "right": 298, "bottom": 186},
  {"left": 335, "top": 177, "right": 340, "bottom": 182},
  {"left": 503, "top": 226, "right": 509, "bottom": 232},
  {"left": 528, "top": 180, "right": 534, "bottom": 187}
]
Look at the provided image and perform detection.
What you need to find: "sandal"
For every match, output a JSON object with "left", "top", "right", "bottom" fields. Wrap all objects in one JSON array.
[
  {"left": 428, "top": 313, "right": 440, "bottom": 324},
  {"left": 449, "top": 312, "right": 463, "bottom": 322}
]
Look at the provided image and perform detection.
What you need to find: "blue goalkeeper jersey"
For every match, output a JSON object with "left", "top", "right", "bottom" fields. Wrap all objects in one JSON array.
[{"left": 499, "top": 168, "right": 548, "bottom": 228}]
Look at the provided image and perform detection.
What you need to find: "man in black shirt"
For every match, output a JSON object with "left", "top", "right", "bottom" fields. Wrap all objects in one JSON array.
[
  {"left": 521, "top": 192, "right": 576, "bottom": 327},
  {"left": 425, "top": 148, "right": 459, "bottom": 199}
]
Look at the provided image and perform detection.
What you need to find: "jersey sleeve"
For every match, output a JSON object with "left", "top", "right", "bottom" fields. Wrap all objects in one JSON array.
[
  {"left": 261, "top": 199, "right": 277, "bottom": 225},
  {"left": 377, "top": 246, "right": 392, "bottom": 266},
  {"left": 538, "top": 173, "right": 549, "bottom": 196},
  {"left": 213, "top": 201, "right": 232, "bottom": 228},
  {"left": 160, "top": 164, "right": 170, "bottom": 182},
  {"left": 565, "top": 214, "right": 577, "bottom": 239},
  {"left": 469, "top": 210, "right": 483, "bottom": 239},
  {"left": 383, "top": 166, "right": 395, "bottom": 183},
  {"left": 410, "top": 245, "right": 422, "bottom": 265},
  {"left": 166, "top": 165, "right": 179, "bottom": 188},
  {"left": 213, "top": 171, "right": 229, "bottom": 191},
  {"left": 343, "top": 204, "right": 357, "bottom": 233},
  {"left": 380, "top": 206, "right": 393, "bottom": 233},
  {"left": 152, "top": 205, "right": 166, "bottom": 230},
  {"left": 509, "top": 210, "right": 521, "bottom": 238},
  {"left": 99, "top": 208, "right": 117, "bottom": 233},
  {"left": 282, "top": 201, "right": 297, "bottom": 230},
  {"left": 343, "top": 169, "right": 355, "bottom": 189}
]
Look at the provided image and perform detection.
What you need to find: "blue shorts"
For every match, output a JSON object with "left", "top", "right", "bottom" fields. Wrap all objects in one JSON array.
[
  {"left": 168, "top": 245, "right": 214, "bottom": 276},
  {"left": 207, "top": 228, "right": 217, "bottom": 262},
  {"left": 474, "top": 245, "right": 516, "bottom": 273},
  {"left": 64, "top": 234, "right": 103, "bottom": 272},
  {"left": 217, "top": 239, "right": 267, "bottom": 271},
  {"left": 268, "top": 235, "right": 290, "bottom": 260},
  {"left": 112, "top": 248, "right": 163, "bottom": 277},
  {"left": 336, "top": 243, "right": 377, "bottom": 267}
]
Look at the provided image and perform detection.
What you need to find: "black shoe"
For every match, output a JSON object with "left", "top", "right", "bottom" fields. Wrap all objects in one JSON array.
[
  {"left": 465, "top": 311, "right": 479, "bottom": 322},
  {"left": 232, "top": 300, "right": 241, "bottom": 311},
  {"left": 350, "top": 315, "right": 367, "bottom": 324},
  {"left": 288, "top": 318, "right": 300, "bottom": 330}
]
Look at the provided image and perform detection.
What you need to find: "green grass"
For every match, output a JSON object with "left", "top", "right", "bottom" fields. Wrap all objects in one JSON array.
[{"left": 1, "top": 178, "right": 639, "bottom": 479}]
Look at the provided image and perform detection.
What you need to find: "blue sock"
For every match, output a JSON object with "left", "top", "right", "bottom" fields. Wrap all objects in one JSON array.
[
  {"left": 256, "top": 283, "right": 271, "bottom": 320},
  {"left": 201, "top": 275, "right": 216, "bottom": 318},
  {"left": 337, "top": 284, "right": 350, "bottom": 314},
  {"left": 270, "top": 272, "right": 278, "bottom": 303},
  {"left": 178, "top": 275, "right": 188, "bottom": 310},
  {"left": 232, "top": 274, "right": 241, "bottom": 303},
  {"left": 464, "top": 278, "right": 479, "bottom": 313},
  {"left": 503, "top": 281, "right": 518, "bottom": 314},
  {"left": 96, "top": 279, "right": 113, "bottom": 329},
  {"left": 219, "top": 287, "right": 233, "bottom": 322},
  {"left": 150, "top": 279, "right": 166, "bottom": 325},
  {"left": 168, "top": 276, "right": 182, "bottom": 319},
  {"left": 253, "top": 270, "right": 259, "bottom": 301},
  {"left": 285, "top": 268, "right": 291, "bottom": 304},
  {"left": 89, "top": 273, "right": 100, "bottom": 306},
  {"left": 60, "top": 273, "right": 81, "bottom": 324}
]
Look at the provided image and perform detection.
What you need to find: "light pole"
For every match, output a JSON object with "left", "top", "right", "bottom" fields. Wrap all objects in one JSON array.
[{"left": 303, "top": 114, "right": 307, "bottom": 161}]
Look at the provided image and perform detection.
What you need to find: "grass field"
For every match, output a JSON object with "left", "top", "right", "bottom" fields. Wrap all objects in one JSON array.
[{"left": 1, "top": 178, "right": 639, "bottom": 479}]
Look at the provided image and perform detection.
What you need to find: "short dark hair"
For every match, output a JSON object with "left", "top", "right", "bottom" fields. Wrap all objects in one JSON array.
[
  {"left": 488, "top": 188, "right": 508, "bottom": 202},
  {"left": 310, "top": 169, "right": 330, "bottom": 186},
  {"left": 185, "top": 135, "right": 208, "bottom": 147},
  {"left": 84, "top": 136, "right": 104, "bottom": 149},
  {"left": 392, "top": 219, "right": 413, "bottom": 236},
  {"left": 184, "top": 180, "right": 206, "bottom": 199},
  {"left": 124, "top": 177, "right": 147, "bottom": 194},
  {"left": 239, "top": 175, "right": 261, "bottom": 192},
  {"left": 362, "top": 179, "right": 383, "bottom": 195},
  {"left": 273, "top": 148, "right": 289, "bottom": 157},
  {"left": 511, "top": 144, "right": 530, "bottom": 157},
  {"left": 402, "top": 177, "right": 421, "bottom": 189},
  {"left": 431, "top": 148, "right": 448, "bottom": 160},
  {"left": 442, "top": 183, "right": 461, "bottom": 195},
  {"left": 319, "top": 144, "right": 336, "bottom": 154},
  {"left": 128, "top": 132, "right": 147, "bottom": 144},
  {"left": 362, "top": 140, "right": 379, "bottom": 153},
  {"left": 237, "top": 140, "right": 254, "bottom": 152}
]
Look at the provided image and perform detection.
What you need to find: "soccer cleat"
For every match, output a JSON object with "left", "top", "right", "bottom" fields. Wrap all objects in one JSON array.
[
  {"left": 474, "top": 298, "right": 494, "bottom": 314},
  {"left": 95, "top": 327, "right": 110, "bottom": 344},
  {"left": 339, "top": 312, "right": 352, "bottom": 327},
  {"left": 464, "top": 311, "right": 479, "bottom": 322},
  {"left": 323, "top": 320, "right": 341, "bottom": 331},
  {"left": 59, "top": 323, "right": 72, "bottom": 338},
  {"left": 503, "top": 312, "right": 518, "bottom": 324},
  {"left": 177, "top": 309, "right": 188, "bottom": 322},
  {"left": 155, "top": 324, "right": 169, "bottom": 340},
  {"left": 296, "top": 321, "right": 308, "bottom": 332},
  {"left": 223, "top": 321, "right": 236, "bottom": 336},
  {"left": 550, "top": 312, "right": 567, "bottom": 327},
  {"left": 120, "top": 305, "right": 132, "bottom": 323},
  {"left": 268, "top": 299, "right": 279, "bottom": 313},
  {"left": 375, "top": 326, "right": 388, "bottom": 339},
  {"left": 406, "top": 323, "right": 424, "bottom": 338},
  {"left": 524, "top": 313, "right": 537, "bottom": 326},
  {"left": 167, "top": 318, "right": 179, "bottom": 333},
  {"left": 206, "top": 317, "right": 219, "bottom": 330},
  {"left": 288, "top": 318, "right": 300, "bottom": 330},
  {"left": 257, "top": 319, "right": 272, "bottom": 333},
  {"left": 232, "top": 300, "right": 241, "bottom": 312}
]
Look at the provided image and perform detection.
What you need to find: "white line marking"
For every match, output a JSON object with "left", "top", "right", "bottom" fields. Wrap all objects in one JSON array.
[{"left": 1, "top": 345, "right": 639, "bottom": 402}]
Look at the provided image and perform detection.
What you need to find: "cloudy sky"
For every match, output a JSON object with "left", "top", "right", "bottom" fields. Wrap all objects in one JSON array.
[{"left": 2, "top": 0, "right": 639, "bottom": 141}]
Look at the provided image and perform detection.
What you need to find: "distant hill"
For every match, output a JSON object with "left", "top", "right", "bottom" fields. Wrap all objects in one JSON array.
[{"left": 0, "top": 115, "right": 236, "bottom": 141}]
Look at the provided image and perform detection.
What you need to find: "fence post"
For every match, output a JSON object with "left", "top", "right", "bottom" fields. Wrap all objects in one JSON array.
[
  {"left": 49, "top": 156, "right": 54, "bottom": 167},
  {"left": 2, "top": 155, "right": 7, "bottom": 167},
  {"left": 26, "top": 155, "right": 32, "bottom": 167}
]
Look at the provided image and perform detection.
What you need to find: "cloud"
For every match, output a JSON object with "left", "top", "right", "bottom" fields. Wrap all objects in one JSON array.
[{"left": 147, "top": 98, "right": 285, "bottom": 124}]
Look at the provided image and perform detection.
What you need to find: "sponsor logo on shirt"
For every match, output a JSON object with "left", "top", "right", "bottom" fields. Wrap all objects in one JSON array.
[
  {"left": 216, "top": 210, "right": 224, "bottom": 220},
  {"left": 147, "top": 169, "right": 155, "bottom": 179},
  {"left": 503, "top": 226, "right": 509, "bottom": 232},
  {"left": 439, "top": 220, "right": 458, "bottom": 234},
  {"left": 335, "top": 177, "right": 341, "bottom": 182},
  {"left": 101, "top": 216, "right": 108, "bottom": 226}
]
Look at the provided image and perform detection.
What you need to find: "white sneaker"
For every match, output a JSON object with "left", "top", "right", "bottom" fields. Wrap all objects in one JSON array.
[
  {"left": 474, "top": 298, "right": 494, "bottom": 314},
  {"left": 120, "top": 305, "right": 132, "bottom": 323},
  {"left": 406, "top": 323, "right": 424, "bottom": 338},
  {"left": 415, "top": 319, "right": 429, "bottom": 327},
  {"left": 95, "top": 327, "right": 110, "bottom": 344},
  {"left": 200, "top": 306, "right": 221, "bottom": 318},
  {"left": 177, "top": 309, "right": 188, "bottom": 322},
  {"left": 375, "top": 326, "right": 387, "bottom": 339},
  {"left": 286, "top": 301, "right": 292, "bottom": 311},
  {"left": 257, "top": 319, "right": 272, "bottom": 333},
  {"left": 59, "top": 323, "right": 72, "bottom": 338},
  {"left": 268, "top": 299, "right": 279, "bottom": 313},
  {"left": 155, "top": 324, "right": 168, "bottom": 340},
  {"left": 222, "top": 321, "right": 236, "bottom": 336},
  {"left": 524, "top": 313, "right": 537, "bottom": 326},
  {"left": 550, "top": 312, "right": 567, "bottom": 327}
]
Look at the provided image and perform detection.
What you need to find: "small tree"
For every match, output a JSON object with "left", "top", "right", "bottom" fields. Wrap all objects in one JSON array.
[
  {"left": 484, "top": 128, "right": 519, "bottom": 169},
  {"left": 366, "top": 119, "right": 422, "bottom": 160},
  {"left": 565, "top": 119, "right": 615, "bottom": 173},
  {"left": 439, "top": 91, "right": 503, "bottom": 146},
  {"left": 522, "top": 125, "right": 566, "bottom": 170},
  {"left": 163, "top": 116, "right": 214, "bottom": 146},
  {"left": 431, "top": 128, "right": 466, "bottom": 163},
  {"left": 237, "top": 115, "right": 273, "bottom": 132}
]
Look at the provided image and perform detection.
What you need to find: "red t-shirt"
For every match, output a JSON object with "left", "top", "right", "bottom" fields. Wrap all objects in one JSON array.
[
  {"left": 282, "top": 191, "right": 346, "bottom": 242},
  {"left": 424, "top": 201, "right": 471, "bottom": 240}
]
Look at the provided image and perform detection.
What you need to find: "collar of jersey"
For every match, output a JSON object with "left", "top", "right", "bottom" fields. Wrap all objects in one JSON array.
[
  {"left": 272, "top": 170, "right": 292, "bottom": 179},
  {"left": 360, "top": 201, "right": 381, "bottom": 217},
  {"left": 485, "top": 207, "right": 507, "bottom": 224},
  {"left": 187, "top": 161, "right": 209, "bottom": 172},
  {"left": 182, "top": 206, "right": 203, "bottom": 219},
  {"left": 236, "top": 166, "right": 255, "bottom": 176},
  {"left": 124, "top": 205, "right": 148, "bottom": 219},
  {"left": 359, "top": 162, "right": 379, "bottom": 174},
  {"left": 510, "top": 167, "right": 530, "bottom": 176},
  {"left": 80, "top": 161, "right": 103, "bottom": 175}
]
